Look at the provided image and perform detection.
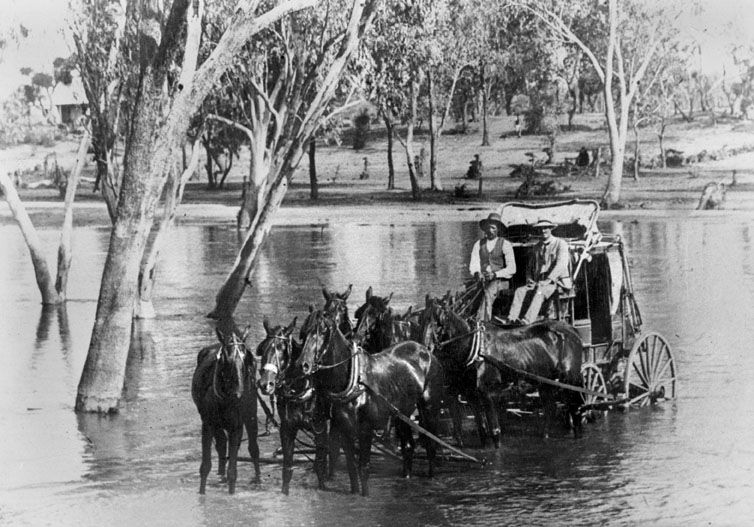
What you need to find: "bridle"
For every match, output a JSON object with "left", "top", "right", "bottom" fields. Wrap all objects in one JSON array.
[{"left": 212, "top": 334, "right": 248, "bottom": 400}]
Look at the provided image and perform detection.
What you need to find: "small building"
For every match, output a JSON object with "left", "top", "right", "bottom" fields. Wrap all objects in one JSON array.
[{"left": 51, "top": 73, "right": 87, "bottom": 127}]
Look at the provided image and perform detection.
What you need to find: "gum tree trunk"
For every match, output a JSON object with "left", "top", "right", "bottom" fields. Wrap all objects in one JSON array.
[{"left": 76, "top": 0, "right": 317, "bottom": 413}]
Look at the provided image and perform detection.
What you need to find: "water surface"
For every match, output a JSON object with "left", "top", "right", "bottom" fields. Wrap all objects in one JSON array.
[{"left": 1, "top": 216, "right": 752, "bottom": 526}]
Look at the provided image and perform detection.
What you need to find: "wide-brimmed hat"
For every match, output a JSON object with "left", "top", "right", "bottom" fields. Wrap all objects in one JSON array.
[
  {"left": 532, "top": 219, "right": 557, "bottom": 229},
  {"left": 479, "top": 212, "right": 505, "bottom": 231}
]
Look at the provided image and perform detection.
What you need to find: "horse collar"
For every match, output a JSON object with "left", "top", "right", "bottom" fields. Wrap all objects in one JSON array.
[{"left": 328, "top": 342, "right": 365, "bottom": 403}]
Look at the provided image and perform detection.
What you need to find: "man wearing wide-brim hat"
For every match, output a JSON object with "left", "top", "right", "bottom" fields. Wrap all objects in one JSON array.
[
  {"left": 469, "top": 212, "right": 516, "bottom": 321},
  {"left": 505, "top": 219, "right": 572, "bottom": 325}
]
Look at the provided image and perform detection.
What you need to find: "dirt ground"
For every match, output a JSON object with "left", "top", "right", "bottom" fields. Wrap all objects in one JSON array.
[{"left": 2, "top": 113, "right": 753, "bottom": 225}]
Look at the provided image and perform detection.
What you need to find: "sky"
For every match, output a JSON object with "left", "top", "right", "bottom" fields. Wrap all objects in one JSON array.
[{"left": 0, "top": 0, "right": 753, "bottom": 100}]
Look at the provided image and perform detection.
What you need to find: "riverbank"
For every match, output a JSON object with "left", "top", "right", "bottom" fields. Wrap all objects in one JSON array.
[{"left": 2, "top": 113, "right": 754, "bottom": 228}]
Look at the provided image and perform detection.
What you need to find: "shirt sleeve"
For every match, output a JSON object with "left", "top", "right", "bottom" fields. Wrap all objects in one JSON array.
[
  {"left": 495, "top": 239, "right": 517, "bottom": 279},
  {"left": 469, "top": 240, "right": 481, "bottom": 275}
]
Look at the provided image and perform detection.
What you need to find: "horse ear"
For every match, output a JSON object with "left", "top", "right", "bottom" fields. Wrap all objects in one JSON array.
[
  {"left": 386, "top": 292, "right": 393, "bottom": 304},
  {"left": 322, "top": 287, "right": 331, "bottom": 302},
  {"left": 341, "top": 284, "right": 353, "bottom": 300},
  {"left": 285, "top": 317, "right": 297, "bottom": 335},
  {"left": 405, "top": 305, "right": 413, "bottom": 317},
  {"left": 425, "top": 294, "right": 431, "bottom": 308},
  {"left": 366, "top": 286, "right": 373, "bottom": 300},
  {"left": 308, "top": 304, "right": 314, "bottom": 313},
  {"left": 263, "top": 316, "right": 271, "bottom": 335}
]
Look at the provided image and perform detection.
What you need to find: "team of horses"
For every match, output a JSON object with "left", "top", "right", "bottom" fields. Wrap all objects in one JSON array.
[{"left": 192, "top": 285, "right": 585, "bottom": 495}]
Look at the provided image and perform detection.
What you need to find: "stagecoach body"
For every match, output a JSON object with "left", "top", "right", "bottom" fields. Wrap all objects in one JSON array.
[{"left": 490, "top": 199, "right": 676, "bottom": 408}]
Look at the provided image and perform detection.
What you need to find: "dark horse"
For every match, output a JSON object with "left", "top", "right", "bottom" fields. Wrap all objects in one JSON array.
[
  {"left": 352, "top": 287, "right": 418, "bottom": 353},
  {"left": 440, "top": 307, "right": 584, "bottom": 441},
  {"left": 191, "top": 326, "right": 260, "bottom": 494},
  {"left": 298, "top": 308, "right": 444, "bottom": 496},
  {"left": 257, "top": 316, "right": 335, "bottom": 495},
  {"left": 423, "top": 295, "right": 492, "bottom": 448}
]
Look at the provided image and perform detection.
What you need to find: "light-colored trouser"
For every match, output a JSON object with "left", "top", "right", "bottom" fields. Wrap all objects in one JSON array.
[
  {"left": 477, "top": 279, "right": 509, "bottom": 321},
  {"left": 507, "top": 282, "right": 558, "bottom": 323}
]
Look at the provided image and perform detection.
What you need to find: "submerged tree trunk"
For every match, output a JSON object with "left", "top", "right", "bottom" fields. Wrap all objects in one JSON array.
[
  {"left": 136, "top": 139, "right": 202, "bottom": 319},
  {"left": 0, "top": 132, "right": 89, "bottom": 305},
  {"left": 56, "top": 131, "right": 91, "bottom": 299},
  {"left": 76, "top": 0, "right": 315, "bottom": 413},
  {"left": 0, "top": 171, "right": 60, "bottom": 304},
  {"left": 308, "top": 139, "right": 318, "bottom": 200}
]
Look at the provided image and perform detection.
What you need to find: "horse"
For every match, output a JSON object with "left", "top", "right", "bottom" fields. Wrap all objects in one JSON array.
[
  {"left": 440, "top": 306, "right": 584, "bottom": 441},
  {"left": 257, "top": 316, "right": 339, "bottom": 495},
  {"left": 422, "top": 295, "right": 492, "bottom": 448},
  {"left": 191, "top": 325, "right": 260, "bottom": 494},
  {"left": 298, "top": 308, "right": 444, "bottom": 496}
]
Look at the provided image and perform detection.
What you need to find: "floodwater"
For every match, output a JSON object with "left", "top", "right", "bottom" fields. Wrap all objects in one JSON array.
[{"left": 1, "top": 214, "right": 753, "bottom": 526}]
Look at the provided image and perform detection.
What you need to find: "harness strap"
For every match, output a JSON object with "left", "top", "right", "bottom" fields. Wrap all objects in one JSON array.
[
  {"left": 359, "top": 381, "right": 485, "bottom": 465},
  {"left": 464, "top": 322, "right": 484, "bottom": 367},
  {"left": 328, "top": 343, "right": 364, "bottom": 403},
  {"left": 480, "top": 355, "right": 613, "bottom": 399}
]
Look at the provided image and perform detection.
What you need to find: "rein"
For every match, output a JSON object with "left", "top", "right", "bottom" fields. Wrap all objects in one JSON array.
[{"left": 327, "top": 342, "right": 364, "bottom": 402}]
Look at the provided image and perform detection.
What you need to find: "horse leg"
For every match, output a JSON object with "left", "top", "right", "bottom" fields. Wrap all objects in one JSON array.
[
  {"left": 243, "top": 397, "right": 261, "bottom": 484},
  {"left": 226, "top": 426, "right": 243, "bottom": 494},
  {"left": 336, "top": 414, "right": 360, "bottom": 494},
  {"left": 469, "top": 396, "right": 489, "bottom": 448},
  {"left": 327, "top": 420, "right": 341, "bottom": 480},
  {"left": 395, "top": 419, "right": 414, "bottom": 479},
  {"left": 357, "top": 420, "right": 374, "bottom": 497},
  {"left": 480, "top": 394, "right": 501, "bottom": 449},
  {"left": 448, "top": 395, "right": 465, "bottom": 448},
  {"left": 214, "top": 427, "right": 227, "bottom": 478},
  {"left": 199, "top": 422, "right": 213, "bottom": 494},
  {"left": 418, "top": 402, "right": 440, "bottom": 478},
  {"left": 540, "top": 386, "right": 557, "bottom": 439},
  {"left": 568, "top": 393, "right": 583, "bottom": 438},
  {"left": 280, "top": 421, "right": 296, "bottom": 495},
  {"left": 312, "top": 416, "right": 329, "bottom": 490}
]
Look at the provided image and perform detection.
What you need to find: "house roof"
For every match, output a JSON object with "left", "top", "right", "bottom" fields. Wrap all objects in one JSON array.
[{"left": 51, "top": 75, "right": 86, "bottom": 106}]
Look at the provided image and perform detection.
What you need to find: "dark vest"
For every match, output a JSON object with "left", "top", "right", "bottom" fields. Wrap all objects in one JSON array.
[{"left": 479, "top": 237, "right": 507, "bottom": 273}]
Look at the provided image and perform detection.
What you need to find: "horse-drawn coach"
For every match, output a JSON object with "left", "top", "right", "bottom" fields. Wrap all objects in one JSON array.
[
  {"left": 192, "top": 199, "right": 678, "bottom": 495},
  {"left": 461, "top": 199, "right": 677, "bottom": 411}
]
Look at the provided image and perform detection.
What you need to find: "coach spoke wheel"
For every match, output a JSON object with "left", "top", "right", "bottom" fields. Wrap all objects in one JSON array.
[
  {"left": 580, "top": 363, "right": 608, "bottom": 422},
  {"left": 623, "top": 332, "right": 676, "bottom": 408}
]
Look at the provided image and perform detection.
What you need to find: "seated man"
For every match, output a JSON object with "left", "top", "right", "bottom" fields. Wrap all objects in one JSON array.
[
  {"left": 576, "top": 146, "right": 590, "bottom": 167},
  {"left": 506, "top": 219, "right": 572, "bottom": 325},
  {"left": 469, "top": 212, "right": 516, "bottom": 321}
]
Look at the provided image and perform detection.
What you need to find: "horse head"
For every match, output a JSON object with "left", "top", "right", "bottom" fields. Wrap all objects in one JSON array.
[
  {"left": 256, "top": 316, "right": 297, "bottom": 395},
  {"left": 322, "top": 284, "right": 354, "bottom": 336},
  {"left": 298, "top": 309, "right": 333, "bottom": 375},
  {"left": 353, "top": 286, "right": 394, "bottom": 352},
  {"left": 214, "top": 326, "right": 250, "bottom": 400}
]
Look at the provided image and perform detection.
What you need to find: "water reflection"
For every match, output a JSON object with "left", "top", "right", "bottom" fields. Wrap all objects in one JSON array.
[{"left": 1, "top": 217, "right": 754, "bottom": 525}]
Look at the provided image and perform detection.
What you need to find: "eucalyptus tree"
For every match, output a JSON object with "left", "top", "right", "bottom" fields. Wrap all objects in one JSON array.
[
  {"left": 75, "top": 0, "right": 318, "bottom": 413},
  {"left": 208, "top": 0, "right": 377, "bottom": 319},
  {"left": 367, "top": 0, "right": 439, "bottom": 198},
  {"left": 519, "top": 0, "right": 681, "bottom": 208},
  {"left": 71, "top": 0, "right": 136, "bottom": 221}
]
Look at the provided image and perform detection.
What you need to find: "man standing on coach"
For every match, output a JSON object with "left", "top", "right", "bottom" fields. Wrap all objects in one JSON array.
[{"left": 469, "top": 212, "right": 516, "bottom": 321}]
